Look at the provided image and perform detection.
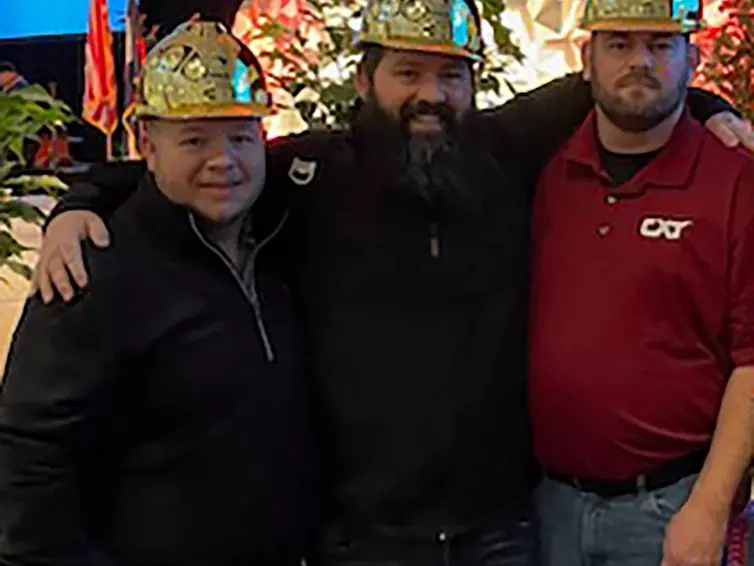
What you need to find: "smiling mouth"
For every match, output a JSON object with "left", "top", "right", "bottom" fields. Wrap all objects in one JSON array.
[
  {"left": 410, "top": 115, "right": 444, "bottom": 131},
  {"left": 200, "top": 181, "right": 243, "bottom": 190},
  {"left": 412, "top": 115, "right": 441, "bottom": 123}
]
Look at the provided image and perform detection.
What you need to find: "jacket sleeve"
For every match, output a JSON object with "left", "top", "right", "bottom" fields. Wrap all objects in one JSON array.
[
  {"left": 47, "top": 161, "right": 146, "bottom": 227},
  {"left": 480, "top": 73, "right": 592, "bottom": 186},
  {"left": 686, "top": 87, "right": 737, "bottom": 123},
  {"left": 0, "top": 279, "right": 118, "bottom": 566}
]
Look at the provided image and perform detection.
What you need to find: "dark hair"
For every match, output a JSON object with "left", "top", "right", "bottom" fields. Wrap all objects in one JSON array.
[{"left": 359, "top": 45, "right": 386, "bottom": 82}]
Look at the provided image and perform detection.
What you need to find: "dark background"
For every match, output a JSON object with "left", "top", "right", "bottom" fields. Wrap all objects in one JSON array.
[{"left": 0, "top": 0, "right": 245, "bottom": 162}]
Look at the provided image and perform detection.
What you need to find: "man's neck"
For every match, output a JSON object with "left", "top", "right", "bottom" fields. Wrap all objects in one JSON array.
[
  {"left": 199, "top": 215, "right": 247, "bottom": 267},
  {"left": 595, "top": 103, "right": 685, "bottom": 155}
]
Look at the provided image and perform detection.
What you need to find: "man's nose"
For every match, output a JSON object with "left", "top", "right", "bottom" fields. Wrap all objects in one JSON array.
[
  {"left": 626, "top": 43, "right": 655, "bottom": 69},
  {"left": 415, "top": 77, "right": 447, "bottom": 105},
  {"left": 205, "top": 138, "right": 237, "bottom": 171}
]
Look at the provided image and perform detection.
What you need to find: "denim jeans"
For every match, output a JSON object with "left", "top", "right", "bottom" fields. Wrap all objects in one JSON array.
[
  {"left": 535, "top": 474, "right": 698, "bottom": 566},
  {"left": 314, "top": 514, "right": 537, "bottom": 566}
]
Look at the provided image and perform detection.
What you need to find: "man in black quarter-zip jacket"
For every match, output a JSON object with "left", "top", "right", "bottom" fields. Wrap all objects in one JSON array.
[
  {"left": 27, "top": 1, "right": 750, "bottom": 564},
  {"left": 0, "top": 21, "right": 317, "bottom": 566}
]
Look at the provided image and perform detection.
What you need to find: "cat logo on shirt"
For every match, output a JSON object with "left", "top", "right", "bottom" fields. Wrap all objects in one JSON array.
[{"left": 639, "top": 217, "right": 693, "bottom": 241}]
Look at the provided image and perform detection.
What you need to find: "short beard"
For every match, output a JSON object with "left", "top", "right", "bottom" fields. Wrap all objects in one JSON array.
[
  {"left": 352, "top": 94, "right": 482, "bottom": 215},
  {"left": 591, "top": 65, "right": 689, "bottom": 132}
]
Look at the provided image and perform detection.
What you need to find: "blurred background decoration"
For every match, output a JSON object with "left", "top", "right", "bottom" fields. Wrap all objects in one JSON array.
[{"left": 693, "top": 0, "right": 754, "bottom": 121}]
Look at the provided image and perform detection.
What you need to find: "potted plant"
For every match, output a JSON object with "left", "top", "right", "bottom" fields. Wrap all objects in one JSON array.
[{"left": 0, "top": 85, "right": 73, "bottom": 281}]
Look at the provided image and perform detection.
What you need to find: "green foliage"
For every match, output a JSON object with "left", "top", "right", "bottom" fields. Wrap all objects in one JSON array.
[
  {"left": 253, "top": 0, "right": 521, "bottom": 129},
  {"left": 0, "top": 85, "right": 72, "bottom": 281}
]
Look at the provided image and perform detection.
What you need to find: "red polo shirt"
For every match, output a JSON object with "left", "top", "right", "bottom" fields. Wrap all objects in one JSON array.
[{"left": 529, "top": 109, "right": 754, "bottom": 480}]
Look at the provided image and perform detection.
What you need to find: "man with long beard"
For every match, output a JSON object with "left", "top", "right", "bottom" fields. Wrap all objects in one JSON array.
[
  {"left": 529, "top": 0, "right": 754, "bottom": 564},
  {"left": 24, "top": 1, "right": 753, "bottom": 564}
]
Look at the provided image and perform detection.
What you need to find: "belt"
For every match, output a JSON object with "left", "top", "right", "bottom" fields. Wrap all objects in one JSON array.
[{"left": 545, "top": 450, "right": 707, "bottom": 498}]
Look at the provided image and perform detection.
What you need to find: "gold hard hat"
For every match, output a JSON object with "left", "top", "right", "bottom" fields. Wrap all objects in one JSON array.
[
  {"left": 135, "top": 20, "right": 273, "bottom": 120},
  {"left": 356, "top": 0, "right": 483, "bottom": 61},
  {"left": 582, "top": 0, "right": 704, "bottom": 33}
]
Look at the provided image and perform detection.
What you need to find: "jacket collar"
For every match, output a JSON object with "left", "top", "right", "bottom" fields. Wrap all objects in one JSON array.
[
  {"left": 562, "top": 107, "right": 705, "bottom": 195},
  {"left": 127, "top": 173, "right": 288, "bottom": 251}
]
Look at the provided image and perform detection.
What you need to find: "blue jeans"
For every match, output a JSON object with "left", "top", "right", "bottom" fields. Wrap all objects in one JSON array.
[
  {"left": 535, "top": 474, "right": 697, "bottom": 566},
  {"left": 314, "top": 514, "right": 537, "bottom": 566}
]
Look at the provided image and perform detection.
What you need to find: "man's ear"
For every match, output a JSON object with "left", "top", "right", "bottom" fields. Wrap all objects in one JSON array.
[
  {"left": 581, "top": 39, "right": 593, "bottom": 81},
  {"left": 354, "top": 62, "right": 371, "bottom": 101},
  {"left": 139, "top": 121, "right": 157, "bottom": 172},
  {"left": 687, "top": 43, "right": 700, "bottom": 84}
]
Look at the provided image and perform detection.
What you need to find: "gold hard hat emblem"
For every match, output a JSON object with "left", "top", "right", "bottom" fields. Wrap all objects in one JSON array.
[
  {"left": 357, "top": 0, "right": 483, "bottom": 61},
  {"left": 582, "top": 0, "right": 704, "bottom": 32},
  {"left": 136, "top": 20, "right": 273, "bottom": 120}
]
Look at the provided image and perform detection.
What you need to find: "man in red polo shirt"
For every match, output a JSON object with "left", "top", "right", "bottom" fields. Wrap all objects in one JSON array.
[{"left": 529, "top": 0, "right": 754, "bottom": 565}]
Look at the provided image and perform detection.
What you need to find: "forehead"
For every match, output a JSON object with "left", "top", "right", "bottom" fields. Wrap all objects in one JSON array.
[
  {"left": 594, "top": 30, "right": 683, "bottom": 43},
  {"left": 380, "top": 48, "right": 469, "bottom": 70},
  {"left": 151, "top": 118, "right": 261, "bottom": 134}
]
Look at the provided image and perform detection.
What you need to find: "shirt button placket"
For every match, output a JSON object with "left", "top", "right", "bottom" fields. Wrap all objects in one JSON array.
[{"left": 598, "top": 193, "right": 618, "bottom": 238}]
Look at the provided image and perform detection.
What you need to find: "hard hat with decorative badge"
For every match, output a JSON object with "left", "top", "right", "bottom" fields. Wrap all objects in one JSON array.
[
  {"left": 134, "top": 20, "right": 273, "bottom": 120},
  {"left": 356, "top": 0, "right": 484, "bottom": 61},
  {"left": 581, "top": 0, "right": 704, "bottom": 33}
]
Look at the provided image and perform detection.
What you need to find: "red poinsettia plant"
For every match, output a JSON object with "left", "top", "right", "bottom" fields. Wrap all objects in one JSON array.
[{"left": 694, "top": 0, "right": 754, "bottom": 121}]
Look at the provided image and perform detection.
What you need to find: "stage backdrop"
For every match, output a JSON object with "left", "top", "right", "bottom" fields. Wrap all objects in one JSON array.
[{"left": 0, "top": 0, "right": 127, "bottom": 39}]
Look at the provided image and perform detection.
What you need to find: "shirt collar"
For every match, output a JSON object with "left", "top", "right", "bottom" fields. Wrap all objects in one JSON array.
[{"left": 562, "top": 107, "right": 705, "bottom": 194}]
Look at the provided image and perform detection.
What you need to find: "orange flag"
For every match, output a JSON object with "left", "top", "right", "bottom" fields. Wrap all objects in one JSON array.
[{"left": 83, "top": 0, "right": 118, "bottom": 157}]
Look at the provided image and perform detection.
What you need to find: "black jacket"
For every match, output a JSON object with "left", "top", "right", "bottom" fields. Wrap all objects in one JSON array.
[
  {"left": 0, "top": 178, "right": 318, "bottom": 566},
  {"left": 44, "top": 77, "right": 733, "bottom": 534}
]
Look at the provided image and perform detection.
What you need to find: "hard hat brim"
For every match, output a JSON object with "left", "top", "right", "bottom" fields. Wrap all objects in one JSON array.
[
  {"left": 135, "top": 102, "right": 275, "bottom": 120},
  {"left": 584, "top": 18, "right": 703, "bottom": 33},
  {"left": 357, "top": 36, "right": 484, "bottom": 62}
]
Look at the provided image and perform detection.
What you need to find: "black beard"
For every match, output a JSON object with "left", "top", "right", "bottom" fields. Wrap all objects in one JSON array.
[
  {"left": 351, "top": 96, "right": 485, "bottom": 215},
  {"left": 591, "top": 67, "right": 688, "bottom": 132}
]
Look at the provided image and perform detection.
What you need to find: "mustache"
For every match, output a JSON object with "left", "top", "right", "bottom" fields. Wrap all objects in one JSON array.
[
  {"left": 399, "top": 100, "right": 457, "bottom": 129},
  {"left": 617, "top": 71, "right": 661, "bottom": 89}
]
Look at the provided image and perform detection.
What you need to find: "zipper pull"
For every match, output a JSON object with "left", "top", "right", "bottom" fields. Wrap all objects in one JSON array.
[
  {"left": 250, "top": 292, "right": 276, "bottom": 363},
  {"left": 429, "top": 222, "right": 440, "bottom": 258}
]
